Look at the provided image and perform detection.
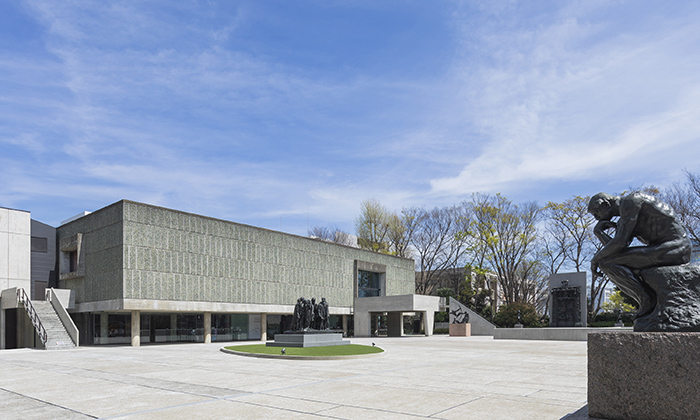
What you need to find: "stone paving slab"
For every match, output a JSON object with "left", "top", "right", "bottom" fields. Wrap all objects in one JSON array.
[{"left": 0, "top": 336, "right": 588, "bottom": 419}]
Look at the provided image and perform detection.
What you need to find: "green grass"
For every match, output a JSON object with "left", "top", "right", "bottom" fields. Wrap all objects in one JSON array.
[{"left": 224, "top": 343, "right": 383, "bottom": 357}]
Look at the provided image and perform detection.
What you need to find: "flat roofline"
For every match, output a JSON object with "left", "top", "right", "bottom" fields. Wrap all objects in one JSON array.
[
  {"left": 0, "top": 205, "right": 30, "bottom": 214},
  {"left": 61, "top": 199, "right": 414, "bottom": 262}
]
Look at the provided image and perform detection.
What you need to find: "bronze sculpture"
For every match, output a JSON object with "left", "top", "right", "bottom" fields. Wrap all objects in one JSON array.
[{"left": 589, "top": 192, "right": 700, "bottom": 331}]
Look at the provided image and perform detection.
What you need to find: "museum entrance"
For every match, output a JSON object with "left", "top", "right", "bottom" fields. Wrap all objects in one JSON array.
[{"left": 370, "top": 312, "right": 388, "bottom": 337}]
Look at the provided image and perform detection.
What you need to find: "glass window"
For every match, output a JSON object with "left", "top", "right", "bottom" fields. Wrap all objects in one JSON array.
[
  {"left": 93, "top": 313, "right": 132, "bottom": 344},
  {"left": 358, "top": 270, "right": 381, "bottom": 297},
  {"left": 212, "top": 314, "right": 250, "bottom": 342}
]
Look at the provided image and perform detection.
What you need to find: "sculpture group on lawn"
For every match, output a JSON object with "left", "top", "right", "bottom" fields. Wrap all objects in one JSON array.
[
  {"left": 588, "top": 192, "right": 700, "bottom": 331},
  {"left": 292, "top": 297, "right": 330, "bottom": 331}
]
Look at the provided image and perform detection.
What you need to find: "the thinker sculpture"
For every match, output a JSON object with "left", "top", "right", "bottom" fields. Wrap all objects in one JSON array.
[
  {"left": 291, "top": 296, "right": 330, "bottom": 331},
  {"left": 588, "top": 192, "right": 700, "bottom": 331}
]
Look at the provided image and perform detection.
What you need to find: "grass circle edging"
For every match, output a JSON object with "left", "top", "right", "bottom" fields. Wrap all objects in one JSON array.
[{"left": 220, "top": 345, "right": 385, "bottom": 360}]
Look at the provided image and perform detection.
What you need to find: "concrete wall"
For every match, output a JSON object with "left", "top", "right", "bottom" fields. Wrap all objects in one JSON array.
[
  {"left": 494, "top": 327, "right": 632, "bottom": 341},
  {"left": 0, "top": 207, "right": 31, "bottom": 293},
  {"left": 30, "top": 220, "right": 57, "bottom": 300},
  {"left": 57, "top": 200, "right": 415, "bottom": 310},
  {"left": 57, "top": 202, "right": 124, "bottom": 304}
]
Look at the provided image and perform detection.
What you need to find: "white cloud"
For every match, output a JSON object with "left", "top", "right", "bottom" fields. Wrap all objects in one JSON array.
[{"left": 429, "top": 2, "right": 700, "bottom": 197}]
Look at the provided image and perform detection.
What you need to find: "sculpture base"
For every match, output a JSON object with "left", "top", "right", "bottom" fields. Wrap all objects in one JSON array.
[
  {"left": 635, "top": 265, "right": 700, "bottom": 332},
  {"left": 588, "top": 332, "right": 700, "bottom": 420},
  {"left": 266, "top": 330, "right": 350, "bottom": 348},
  {"left": 449, "top": 323, "right": 471, "bottom": 336}
]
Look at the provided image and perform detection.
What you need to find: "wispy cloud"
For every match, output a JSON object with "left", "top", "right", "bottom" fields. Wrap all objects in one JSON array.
[
  {"left": 3, "top": 1, "right": 700, "bottom": 234},
  {"left": 430, "top": 1, "right": 700, "bottom": 197}
]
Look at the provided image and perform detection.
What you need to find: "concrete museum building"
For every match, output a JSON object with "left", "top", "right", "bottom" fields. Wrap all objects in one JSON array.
[{"left": 1, "top": 200, "right": 439, "bottom": 349}]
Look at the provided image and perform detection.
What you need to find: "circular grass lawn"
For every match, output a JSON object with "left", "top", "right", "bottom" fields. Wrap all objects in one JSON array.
[{"left": 222, "top": 343, "right": 384, "bottom": 359}]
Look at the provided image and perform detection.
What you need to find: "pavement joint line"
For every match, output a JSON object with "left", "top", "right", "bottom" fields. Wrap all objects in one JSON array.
[
  {"left": 233, "top": 400, "right": 349, "bottom": 419},
  {"left": 307, "top": 400, "right": 434, "bottom": 419},
  {"left": 0, "top": 387, "right": 98, "bottom": 419},
  {"left": 96, "top": 359, "right": 464, "bottom": 419},
  {"left": 0, "top": 359, "right": 247, "bottom": 400},
  {"left": 427, "top": 396, "right": 484, "bottom": 418}
]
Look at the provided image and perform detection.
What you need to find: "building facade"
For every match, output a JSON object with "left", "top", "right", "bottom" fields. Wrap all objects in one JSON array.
[{"left": 52, "top": 200, "right": 429, "bottom": 346}]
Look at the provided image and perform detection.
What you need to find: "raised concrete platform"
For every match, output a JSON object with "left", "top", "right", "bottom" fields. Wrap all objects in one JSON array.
[
  {"left": 588, "top": 332, "right": 700, "bottom": 420},
  {"left": 266, "top": 330, "right": 350, "bottom": 347},
  {"left": 494, "top": 327, "right": 633, "bottom": 341}
]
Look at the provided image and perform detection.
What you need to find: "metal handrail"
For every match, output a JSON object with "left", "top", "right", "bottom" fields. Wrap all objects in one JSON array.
[{"left": 17, "top": 288, "right": 48, "bottom": 345}]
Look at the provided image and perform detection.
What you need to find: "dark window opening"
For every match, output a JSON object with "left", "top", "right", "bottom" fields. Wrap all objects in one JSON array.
[
  {"left": 358, "top": 270, "right": 381, "bottom": 297},
  {"left": 69, "top": 251, "right": 78, "bottom": 272},
  {"left": 31, "top": 236, "right": 48, "bottom": 253}
]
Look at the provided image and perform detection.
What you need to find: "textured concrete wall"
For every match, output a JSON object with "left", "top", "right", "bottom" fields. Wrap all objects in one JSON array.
[
  {"left": 57, "top": 202, "right": 124, "bottom": 304},
  {"left": 0, "top": 207, "right": 31, "bottom": 293},
  {"left": 121, "top": 201, "right": 414, "bottom": 307},
  {"left": 59, "top": 200, "right": 414, "bottom": 308}
]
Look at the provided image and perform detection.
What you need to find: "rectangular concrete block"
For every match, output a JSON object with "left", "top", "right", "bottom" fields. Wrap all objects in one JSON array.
[
  {"left": 449, "top": 323, "right": 471, "bottom": 336},
  {"left": 588, "top": 332, "right": 700, "bottom": 420}
]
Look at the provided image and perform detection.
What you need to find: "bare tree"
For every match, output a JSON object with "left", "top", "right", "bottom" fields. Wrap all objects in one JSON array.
[
  {"left": 468, "top": 193, "right": 542, "bottom": 305},
  {"left": 308, "top": 226, "right": 355, "bottom": 246},
  {"left": 542, "top": 195, "right": 607, "bottom": 319},
  {"left": 413, "top": 206, "right": 471, "bottom": 295},
  {"left": 663, "top": 170, "right": 700, "bottom": 245},
  {"left": 308, "top": 226, "right": 336, "bottom": 242}
]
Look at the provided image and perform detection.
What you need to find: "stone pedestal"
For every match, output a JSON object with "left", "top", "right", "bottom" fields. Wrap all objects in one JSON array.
[
  {"left": 266, "top": 330, "right": 350, "bottom": 348},
  {"left": 635, "top": 265, "right": 700, "bottom": 331},
  {"left": 588, "top": 332, "right": 700, "bottom": 420},
  {"left": 449, "top": 323, "right": 471, "bottom": 337}
]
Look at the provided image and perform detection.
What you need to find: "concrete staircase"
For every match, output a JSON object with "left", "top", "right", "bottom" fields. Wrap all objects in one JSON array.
[{"left": 31, "top": 301, "right": 77, "bottom": 350}]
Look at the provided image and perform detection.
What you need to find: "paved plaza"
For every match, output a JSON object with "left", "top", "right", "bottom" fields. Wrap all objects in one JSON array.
[{"left": 0, "top": 336, "right": 588, "bottom": 419}]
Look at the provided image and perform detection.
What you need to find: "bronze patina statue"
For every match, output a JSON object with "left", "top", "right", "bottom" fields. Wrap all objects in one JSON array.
[{"left": 589, "top": 192, "right": 700, "bottom": 331}]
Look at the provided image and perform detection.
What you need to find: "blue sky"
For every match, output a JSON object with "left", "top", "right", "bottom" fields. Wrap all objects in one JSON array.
[{"left": 2, "top": 0, "right": 700, "bottom": 236}]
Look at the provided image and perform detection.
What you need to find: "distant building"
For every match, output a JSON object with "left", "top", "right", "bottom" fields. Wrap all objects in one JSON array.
[{"left": 415, "top": 266, "right": 501, "bottom": 308}]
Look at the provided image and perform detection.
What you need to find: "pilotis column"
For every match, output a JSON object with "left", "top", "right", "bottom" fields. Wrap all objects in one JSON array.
[{"left": 131, "top": 310, "right": 140, "bottom": 347}]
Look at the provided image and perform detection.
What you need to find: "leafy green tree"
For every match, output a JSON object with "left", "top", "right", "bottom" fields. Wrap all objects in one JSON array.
[
  {"left": 467, "top": 193, "right": 542, "bottom": 306},
  {"left": 602, "top": 288, "right": 637, "bottom": 313},
  {"left": 355, "top": 198, "right": 391, "bottom": 253},
  {"left": 436, "top": 287, "right": 457, "bottom": 299},
  {"left": 457, "top": 279, "right": 491, "bottom": 319},
  {"left": 493, "top": 302, "right": 543, "bottom": 328}
]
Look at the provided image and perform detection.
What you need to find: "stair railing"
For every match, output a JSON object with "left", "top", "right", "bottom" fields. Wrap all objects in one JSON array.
[
  {"left": 16, "top": 288, "right": 48, "bottom": 345},
  {"left": 45, "top": 288, "right": 79, "bottom": 347}
]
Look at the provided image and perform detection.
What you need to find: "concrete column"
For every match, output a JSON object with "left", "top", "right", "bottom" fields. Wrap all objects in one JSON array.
[
  {"left": 423, "top": 311, "right": 435, "bottom": 336},
  {"left": 204, "top": 312, "right": 211, "bottom": 344},
  {"left": 100, "top": 312, "right": 109, "bottom": 344},
  {"left": 131, "top": 311, "right": 140, "bottom": 347},
  {"left": 260, "top": 313, "right": 267, "bottom": 341},
  {"left": 1, "top": 309, "right": 5, "bottom": 350},
  {"left": 354, "top": 311, "right": 371, "bottom": 337},
  {"left": 342, "top": 315, "right": 348, "bottom": 337},
  {"left": 387, "top": 312, "right": 403, "bottom": 337},
  {"left": 169, "top": 314, "right": 177, "bottom": 341}
]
